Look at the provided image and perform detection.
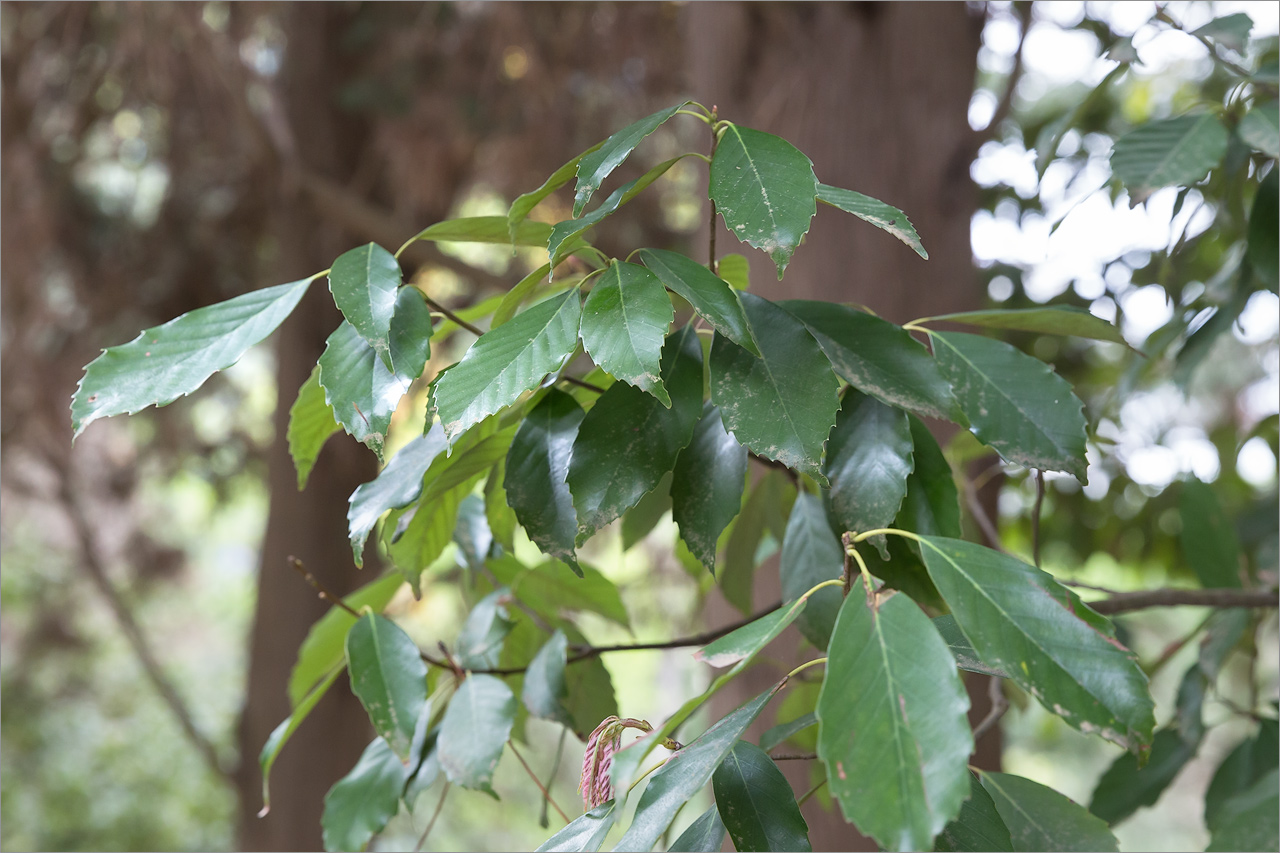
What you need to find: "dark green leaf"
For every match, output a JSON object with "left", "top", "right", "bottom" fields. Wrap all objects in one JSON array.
[
  {"left": 1205, "top": 720, "right": 1279, "bottom": 829},
  {"left": 388, "top": 286, "right": 432, "bottom": 382},
  {"left": 455, "top": 589, "right": 514, "bottom": 671},
  {"left": 1088, "top": 728, "right": 1198, "bottom": 825},
  {"left": 1191, "top": 12, "right": 1254, "bottom": 52},
  {"left": 615, "top": 685, "right": 781, "bottom": 852},
  {"left": 981, "top": 772, "right": 1119, "bottom": 852},
  {"left": 779, "top": 492, "right": 844, "bottom": 651},
  {"left": 579, "top": 261, "right": 674, "bottom": 404},
  {"left": 712, "top": 740, "right": 812, "bottom": 852},
  {"left": 899, "top": 416, "right": 961, "bottom": 539},
  {"left": 1179, "top": 478, "right": 1242, "bottom": 588},
  {"left": 638, "top": 248, "right": 759, "bottom": 355},
  {"left": 1239, "top": 101, "right": 1279, "bottom": 159},
  {"left": 432, "top": 290, "right": 582, "bottom": 444},
  {"left": 667, "top": 805, "right": 726, "bottom": 853},
  {"left": 409, "top": 215, "right": 554, "bottom": 248},
  {"left": 919, "top": 306, "right": 1128, "bottom": 347},
  {"left": 509, "top": 142, "right": 605, "bottom": 240},
  {"left": 1111, "top": 114, "right": 1229, "bottom": 197},
  {"left": 568, "top": 325, "right": 703, "bottom": 542},
  {"left": 260, "top": 665, "right": 344, "bottom": 812},
  {"left": 672, "top": 403, "right": 747, "bottom": 572},
  {"left": 1207, "top": 769, "right": 1279, "bottom": 853},
  {"left": 573, "top": 102, "right": 687, "bottom": 216},
  {"left": 823, "top": 389, "right": 914, "bottom": 558},
  {"left": 505, "top": 389, "right": 585, "bottom": 571},
  {"left": 935, "top": 773, "right": 1014, "bottom": 852},
  {"left": 918, "top": 536, "right": 1155, "bottom": 751},
  {"left": 535, "top": 801, "right": 616, "bottom": 853},
  {"left": 816, "top": 183, "right": 927, "bottom": 259},
  {"left": 322, "top": 736, "right": 408, "bottom": 853},
  {"left": 348, "top": 428, "right": 447, "bottom": 567},
  {"left": 620, "top": 471, "right": 672, "bottom": 550},
  {"left": 781, "top": 301, "right": 961, "bottom": 423},
  {"left": 437, "top": 674, "right": 516, "bottom": 794},
  {"left": 288, "top": 366, "right": 340, "bottom": 490},
  {"left": 489, "top": 555, "right": 630, "bottom": 629},
  {"left": 759, "top": 712, "right": 817, "bottom": 751},
  {"left": 711, "top": 293, "right": 840, "bottom": 480},
  {"left": 317, "top": 321, "right": 414, "bottom": 460},
  {"left": 710, "top": 125, "right": 818, "bottom": 278},
  {"left": 1249, "top": 167, "right": 1278, "bottom": 290},
  {"left": 932, "top": 615, "right": 1010, "bottom": 678},
  {"left": 72, "top": 278, "right": 312, "bottom": 438},
  {"left": 523, "top": 630, "right": 572, "bottom": 726},
  {"left": 696, "top": 598, "right": 809, "bottom": 669},
  {"left": 346, "top": 613, "right": 428, "bottom": 759},
  {"left": 817, "top": 584, "right": 973, "bottom": 851},
  {"left": 549, "top": 157, "right": 685, "bottom": 268},
  {"left": 328, "top": 243, "right": 401, "bottom": 371},
  {"left": 931, "top": 331, "right": 1088, "bottom": 480}
]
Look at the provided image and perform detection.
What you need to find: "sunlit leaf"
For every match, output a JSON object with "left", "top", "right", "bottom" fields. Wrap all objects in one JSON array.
[
  {"left": 579, "top": 261, "right": 674, "bottom": 404},
  {"left": 695, "top": 598, "right": 808, "bottom": 669},
  {"left": 409, "top": 215, "right": 555, "bottom": 247},
  {"left": 549, "top": 157, "right": 685, "bottom": 268},
  {"left": 317, "top": 321, "right": 413, "bottom": 460},
  {"left": 328, "top": 243, "right": 401, "bottom": 371},
  {"left": 816, "top": 183, "right": 927, "bottom": 259}
]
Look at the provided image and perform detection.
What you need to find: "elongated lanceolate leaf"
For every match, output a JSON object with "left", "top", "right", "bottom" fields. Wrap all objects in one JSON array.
[
  {"left": 712, "top": 741, "right": 812, "bottom": 852},
  {"left": 824, "top": 389, "right": 914, "bottom": 558},
  {"left": 668, "top": 805, "right": 726, "bottom": 853},
  {"left": 1239, "top": 101, "right": 1279, "bottom": 159},
  {"left": 72, "top": 277, "right": 312, "bottom": 438},
  {"left": 574, "top": 102, "right": 687, "bottom": 216},
  {"left": 980, "top": 772, "right": 1119, "bottom": 852},
  {"left": 346, "top": 613, "right": 428, "bottom": 759},
  {"left": 432, "top": 290, "right": 582, "bottom": 444},
  {"left": 1111, "top": 114, "right": 1229, "bottom": 197},
  {"left": 409, "top": 215, "right": 554, "bottom": 248},
  {"left": 492, "top": 264, "right": 552, "bottom": 329},
  {"left": 329, "top": 243, "right": 401, "bottom": 371},
  {"left": 782, "top": 300, "right": 961, "bottom": 423},
  {"left": 615, "top": 685, "right": 781, "bottom": 852},
  {"left": 931, "top": 331, "right": 1088, "bottom": 480},
  {"left": 509, "top": 141, "right": 605, "bottom": 240},
  {"left": 455, "top": 589, "right": 514, "bottom": 671},
  {"left": 317, "top": 321, "right": 410, "bottom": 460},
  {"left": 579, "top": 261, "right": 674, "bottom": 404},
  {"left": 935, "top": 774, "right": 1014, "bottom": 852},
  {"left": 918, "top": 536, "right": 1155, "bottom": 751},
  {"left": 638, "top": 248, "right": 759, "bottom": 355},
  {"left": 535, "top": 801, "right": 617, "bottom": 853},
  {"left": 347, "top": 428, "right": 447, "bottom": 566},
  {"left": 321, "top": 736, "right": 408, "bottom": 853},
  {"left": 523, "top": 630, "right": 572, "bottom": 726},
  {"left": 505, "top": 389, "right": 586, "bottom": 571},
  {"left": 817, "top": 585, "right": 973, "bottom": 851},
  {"left": 779, "top": 492, "right": 844, "bottom": 651},
  {"left": 288, "top": 366, "right": 340, "bottom": 490},
  {"left": 918, "top": 306, "right": 1128, "bottom": 347},
  {"left": 816, "top": 183, "right": 927, "bottom": 259},
  {"left": 711, "top": 293, "right": 840, "bottom": 480},
  {"left": 437, "top": 674, "right": 516, "bottom": 795},
  {"left": 568, "top": 325, "right": 703, "bottom": 543},
  {"left": 260, "top": 665, "right": 344, "bottom": 812},
  {"left": 696, "top": 598, "right": 809, "bottom": 669},
  {"left": 1207, "top": 770, "right": 1279, "bottom": 853},
  {"left": 672, "top": 403, "right": 747, "bottom": 573},
  {"left": 711, "top": 125, "right": 818, "bottom": 278},
  {"left": 1179, "top": 478, "right": 1242, "bottom": 588}
]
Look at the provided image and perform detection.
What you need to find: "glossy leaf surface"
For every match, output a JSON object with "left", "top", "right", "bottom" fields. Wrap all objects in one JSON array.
[
  {"left": 579, "top": 261, "right": 674, "bottom": 404},
  {"left": 638, "top": 248, "right": 759, "bottom": 355},
  {"left": 816, "top": 183, "right": 927, "bottom": 259},
  {"left": 535, "top": 802, "right": 616, "bottom": 853},
  {"left": 672, "top": 403, "right": 747, "bottom": 573},
  {"left": 549, "top": 157, "right": 684, "bottom": 268},
  {"left": 328, "top": 243, "right": 401, "bottom": 371},
  {"left": 437, "top": 674, "right": 516, "bottom": 794},
  {"left": 980, "top": 772, "right": 1119, "bottom": 852},
  {"left": 347, "top": 428, "right": 446, "bottom": 566},
  {"left": 317, "top": 321, "right": 411, "bottom": 459},
  {"left": 779, "top": 492, "right": 844, "bottom": 650},
  {"left": 505, "top": 389, "right": 586, "bottom": 570},
  {"left": 573, "top": 102, "right": 686, "bottom": 216},
  {"left": 712, "top": 740, "right": 812, "bottom": 852},
  {"left": 346, "top": 613, "right": 428, "bottom": 760}
]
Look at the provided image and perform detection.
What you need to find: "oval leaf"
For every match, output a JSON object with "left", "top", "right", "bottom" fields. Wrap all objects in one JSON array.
[
  {"left": 505, "top": 389, "right": 586, "bottom": 571},
  {"left": 672, "top": 403, "right": 748, "bottom": 573},
  {"left": 437, "top": 673, "right": 516, "bottom": 794},
  {"left": 317, "top": 321, "right": 413, "bottom": 460},
  {"left": 573, "top": 102, "right": 687, "bottom": 216},
  {"left": 638, "top": 248, "right": 759, "bottom": 355},
  {"left": 816, "top": 183, "right": 928, "bottom": 259},
  {"left": 1111, "top": 114, "right": 1229, "bottom": 196},
  {"left": 409, "top": 215, "right": 554, "bottom": 248},
  {"left": 712, "top": 740, "right": 812, "bottom": 852},
  {"left": 329, "top": 243, "right": 401, "bottom": 371},
  {"left": 321, "top": 736, "right": 408, "bottom": 853},
  {"left": 935, "top": 773, "right": 1014, "bottom": 852},
  {"left": 779, "top": 492, "right": 844, "bottom": 651},
  {"left": 979, "top": 771, "right": 1119, "bottom": 852},
  {"left": 345, "top": 612, "right": 428, "bottom": 760},
  {"left": 579, "top": 261, "right": 674, "bottom": 404},
  {"left": 918, "top": 306, "right": 1128, "bottom": 347},
  {"left": 523, "top": 630, "right": 572, "bottom": 726}
]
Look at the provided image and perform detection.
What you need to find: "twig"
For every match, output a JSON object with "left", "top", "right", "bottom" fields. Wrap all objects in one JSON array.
[
  {"left": 1145, "top": 611, "right": 1215, "bottom": 676},
  {"left": 414, "top": 781, "right": 450, "bottom": 852},
  {"left": 961, "top": 479, "right": 1008, "bottom": 554},
  {"left": 425, "top": 296, "right": 484, "bottom": 338},
  {"left": 559, "top": 375, "right": 606, "bottom": 394},
  {"left": 1088, "top": 588, "right": 1278, "bottom": 615},
  {"left": 1031, "top": 470, "right": 1045, "bottom": 568},
  {"left": 972, "top": 675, "right": 1009, "bottom": 744},
  {"left": 770, "top": 752, "right": 818, "bottom": 761},
  {"left": 708, "top": 106, "right": 719, "bottom": 274},
  {"left": 1060, "top": 579, "right": 1124, "bottom": 594},
  {"left": 509, "top": 741, "right": 570, "bottom": 824},
  {"left": 289, "top": 556, "right": 360, "bottom": 618}
]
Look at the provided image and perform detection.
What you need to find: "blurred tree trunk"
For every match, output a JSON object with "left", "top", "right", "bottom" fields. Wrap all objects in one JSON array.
[{"left": 685, "top": 4, "right": 992, "bottom": 850}]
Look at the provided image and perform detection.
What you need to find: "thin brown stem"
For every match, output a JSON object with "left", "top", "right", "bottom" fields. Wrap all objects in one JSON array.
[
  {"left": 559, "top": 375, "right": 606, "bottom": 394},
  {"left": 770, "top": 752, "right": 818, "bottom": 761},
  {"left": 509, "top": 741, "right": 570, "bottom": 824},
  {"left": 540, "top": 728, "right": 569, "bottom": 829},
  {"left": 972, "top": 675, "right": 1009, "bottom": 744},
  {"left": 962, "top": 479, "right": 1008, "bottom": 554},
  {"left": 1088, "top": 588, "right": 1278, "bottom": 615},
  {"left": 414, "top": 782, "right": 450, "bottom": 852},
  {"left": 1031, "top": 470, "right": 1045, "bottom": 568},
  {"left": 425, "top": 296, "right": 484, "bottom": 337}
]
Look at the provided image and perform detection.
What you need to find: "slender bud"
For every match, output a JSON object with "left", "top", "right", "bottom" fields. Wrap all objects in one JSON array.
[{"left": 579, "top": 716, "right": 621, "bottom": 810}]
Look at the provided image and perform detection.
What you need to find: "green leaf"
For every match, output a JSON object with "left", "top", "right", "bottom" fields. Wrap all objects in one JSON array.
[
  {"left": 917, "top": 536, "right": 1155, "bottom": 751},
  {"left": 672, "top": 403, "right": 747, "bottom": 573},
  {"left": 720, "top": 470, "right": 794, "bottom": 614},
  {"left": 549, "top": 157, "right": 685, "bottom": 268},
  {"left": 710, "top": 293, "right": 840, "bottom": 480},
  {"left": 931, "top": 331, "right": 1088, "bottom": 480},
  {"left": 348, "top": 429, "right": 447, "bottom": 567},
  {"left": 1207, "top": 769, "right": 1279, "bottom": 853},
  {"left": 1110, "top": 114, "right": 1229, "bottom": 196},
  {"left": 437, "top": 674, "right": 516, "bottom": 794},
  {"left": 410, "top": 216, "right": 555, "bottom": 248},
  {"left": 1205, "top": 720, "right": 1279, "bottom": 829},
  {"left": 455, "top": 589, "right": 514, "bottom": 671},
  {"left": 522, "top": 630, "right": 572, "bottom": 726},
  {"left": 388, "top": 286, "right": 432, "bottom": 382},
  {"left": 72, "top": 278, "right": 311, "bottom": 438},
  {"left": 781, "top": 301, "right": 961, "bottom": 423},
  {"left": 667, "top": 805, "right": 726, "bottom": 853},
  {"left": 716, "top": 253, "right": 750, "bottom": 290},
  {"left": 509, "top": 142, "right": 605, "bottom": 240},
  {"left": 561, "top": 623, "right": 618, "bottom": 740},
  {"left": 695, "top": 598, "right": 809, "bottom": 669},
  {"left": 489, "top": 555, "right": 630, "bottom": 629},
  {"left": 492, "top": 264, "right": 552, "bottom": 329},
  {"left": 823, "top": 389, "right": 914, "bottom": 558},
  {"left": 779, "top": 492, "right": 844, "bottom": 651},
  {"left": 568, "top": 324, "right": 703, "bottom": 542},
  {"left": 505, "top": 389, "right": 586, "bottom": 571},
  {"left": 1239, "top": 101, "right": 1279, "bottom": 159},
  {"left": 579, "top": 261, "right": 674, "bottom": 404},
  {"left": 935, "top": 774, "right": 1014, "bottom": 852},
  {"left": 484, "top": 459, "right": 517, "bottom": 552},
  {"left": 1088, "top": 728, "right": 1198, "bottom": 826},
  {"left": 759, "top": 712, "right": 817, "bottom": 751},
  {"left": 817, "top": 584, "right": 973, "bottom": 851},
  {"left": 1191, "top": 12, "right": 1254, "bottom": 52},
  {"left": 1249, "top": 167, "right": 1278, "bottom": 290},
  {"left": 386, "top": 481, "right": 470, "bottom": 595},
  {"left": 710, "top": 125, "right": 818, "bottom": 278},
  {"left": 535, "top": 801, "right": 616, "bottom": 853},
  {"left": 290, "top": 572, "right": 405, "bottom": 708},
  {"left": 432, "top": 289, "right": 582, "bottom": 444},
  {"left": 288, "top": 366, "right": 340, "bottom": 490},
  {"left": 816, "top": 183, "right": 927, "bottom": 259},
  {"left": 260, "top": 665, "right": 344, "bottom": 812},
  {"left": 712, "top": 740, "right": 812, "bottom": 852},
  {"left": 1179, "top": 478, "right": 1242, "bottom": 588},
  {"left": 573, "top": 102, "right": 687, "bottom": 216},
  {"left": 932, "top": 615, "right": 1010, "bottom": 678},
  {"left": 980, "top": 772, "right": 1119, "bottom": 852},
  {"left": 321, "top": 736, "right": 408, "bottom": 853},
  {"left": 328, "top": 243, "right": 401, "bottom": 371},
  {"left": 453, "top": 492, "right": 494, "bottom": 569},
  {"left": 317, "top": 321, "right": 412, "bottom": 460},
  {"left": 918, "top": 306, "right": 1128, "bottom": 347},
  {"left": 638, "top": 248, "right": 760, "bottom": 355},
  {"left": 899, "top": 415, "right": 961, "bottom": 545},
  {"left": 620, "top": 471, "right": 672, "bottom": 550},
  {"left": 346, "top": 613, "right": 428, "bottom": 759},
  {"left": 615, "top": 685, "right": 781, "bottom": 852}
]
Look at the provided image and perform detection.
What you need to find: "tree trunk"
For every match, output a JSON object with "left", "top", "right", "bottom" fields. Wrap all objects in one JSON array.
[{"left": 685, "top": 4, "right": 992, "bottom": 849}]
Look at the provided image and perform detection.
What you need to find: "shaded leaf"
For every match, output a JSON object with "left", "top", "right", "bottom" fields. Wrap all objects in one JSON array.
[
  {"left": 672, "top": 403, "right": 747, "bottom": 573},
  {"left": 816, "top": 183, "right": 927, "bottom": 259},
  {"left": 489, "top": 555, "right": 630, "bottom": 629},
  {"left": 493, "top": 264, "right": 553, "bottom": 329},
  {"left": 386, "top": 482, "right": 469, "bottom": 595},
  {"left": 919, "top": 306, "right": 1128, "bottom": 347},
  {"left": 899, "top": 416, "right": 961, "bottom": 540},
  {"left": 759, "top": 713, "right": 817, "bottom": 751},
  {"left": 1179, "top": 478, "right": 1242, "bottom": 588},
  {"left": 1205, "top": 720, "right": 1279, "bottom": 829},
  {"left": 720, "top": 470, "right": 794, "bottom": 614},
  {"left": 453, "top": 492, "right": 494, "bottom": 569},
  {"left": 935, "top": 773, "right": 1014, "bottom": 852},
  {"left": 561, "top": 623, "right": 618, "bottom": 740},
  {"left": 779, "top": 492, "right": 844, "bottom": 651},
  {"left": 639, "top": 248, "right": 759, "bottom": 355},
  {"left": 1249, "top": 167, "right": 1278, "bottom": 290},
  {"left": 710, "top": 125, "right": 817, "bottom": 278},
  {"left": 932, "top": 615, "right": 1010, "bottom": 678},
  {"left": 980, "top": 772, "right": 1119, "bottom": 852},
  {"left": 712, "top": 740, "right": 812, "bottom": 852},
  {"left": 260, "top": 665, "right": 344, "bottom": 812},
  {"left": 437, "top": 674, "right": 516, "bottom": 794},
  {"left": 1111, "top": 114, "right": 1229, "bottom": 196},
  {"left": 505, "top": 389, "right": 586, "bottom": 571},
  {"left": 288, "top": 366, "right": 340, "bottom": 490},
  {"left": 667, "top": 805, "right": 726, "bottom": 853},
  {"left": 1191, "top": 12, "right": 1254, "bottom": 52},
  {"left": 523, "top": 630, "right": 572, "bottom": 726},
  {"left": 328, "top": 243, "right": 401, "bottom": 371},
  {"left": 535, "top": 801, "right": 616, "bottom": 853},
  {"left": 1088, "top": 728, "right": 1198, "bottom": 825},
  {"left": 348, "top": 428, "right": 447, "bottom": 567},
  {"left": 484, "top": 459, "right": 518, "bottom": 552},
  {"left": 1207, "top": 769, "right": 1279, "bottom": 853},
  {"left": 620, "top": 471, "right": 672, "bottom": 550},
  {"left": 72, "top": 277, "right": 312, "bottom": 438},
  {"left": 573, "top": 102, "right": 687, "bottom": 216},
  {"left": 1239, "top": 101, "right": 1279, "bottom": 159},
  {"left": 696, "top": 598, "right": 809, "bottom": 669},
  {"left": 579, "top": 261, "right": 674, "bottom": 404},
  {"left": 322, "top": 736, "right": 408, "bottom": 853},
  {"left": 346, "top": 613, "right": 428, "bottom": 759},
  {"left": 510, "top": 142, "right": 605, "bottom": 240},
  {"left": 455, "top": 588, "right": 514, "bottom": 671}
]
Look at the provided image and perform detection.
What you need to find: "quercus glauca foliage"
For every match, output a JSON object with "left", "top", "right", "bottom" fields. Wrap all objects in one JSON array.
[{"left": 72, "top": 50, "right": 1278, "bottom": 852}]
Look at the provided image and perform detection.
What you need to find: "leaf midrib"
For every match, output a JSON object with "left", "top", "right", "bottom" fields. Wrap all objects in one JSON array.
[
  {"left": 871, "top": 602, "right": 929, "bottom": 840},
  {"left": 724, "top": 126, "right": 782, "bottom": 241}
]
